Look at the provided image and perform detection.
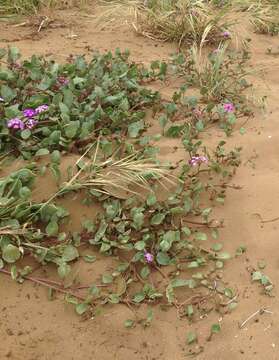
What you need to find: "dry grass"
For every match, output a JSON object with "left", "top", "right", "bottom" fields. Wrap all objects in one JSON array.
[
  {"left": 96, "top": 0, "right": 279, "bottom": 43},
  {"left": 39, "top": 142, "right": 175, "bottom": 208},
  {"left": 136, "top": 0, "right": 233, "bottom": 45},
  {"left": 96, "top": 0, "right": 235, "bottom": 46},
  {"left": 248, "top": 3, "right": 279, "bottom": 34},
  {"left": 93, "top": 0, "right": 142, "bottom": 29},
  {"left": 231, "top": 0, "right": 279, "bottom": 35},
  {"left": 0, "top": 0, "right": 88, "bottom": 15},
  {"left": 0, "top": 225, "right": 30, "bottom": 236},
  {"left": 62, "top": 142, "right": 174, "bottom": 198}
]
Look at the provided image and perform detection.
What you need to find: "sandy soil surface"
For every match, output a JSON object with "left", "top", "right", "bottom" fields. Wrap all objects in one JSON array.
[{"left": 0, "top": 4, "right": 279, "bottom": 360}]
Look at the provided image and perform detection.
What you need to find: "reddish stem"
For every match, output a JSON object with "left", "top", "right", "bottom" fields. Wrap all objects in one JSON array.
[{"left": 0, "top": 268, "right": 86, "bottom": 301}]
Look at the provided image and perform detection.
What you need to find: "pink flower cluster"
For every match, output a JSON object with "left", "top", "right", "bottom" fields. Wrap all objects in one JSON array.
[
  {"left": 189, "top": 155, "right": 208, "bottom": 167},
  {"left": 144, "top": 250, "right": 154, "bottom": 264},
  {"left": 223, "top": 103, "right": 235, "bottom": 113},
  {"left": 26, "top": 119, "right": 38, "bottom": 129},
  {"left": 7, "top": 104, "right": 49, "bottom": 131},
  {"left": 57, "top": 76, "right": 69, "bottom": 86},
  {"left": 23, "top": 109, "right": 37, "bottom": 118},
  {"left": 7, "top": 118, "right": 25, "bottom": 130},
  {"left": 193, "top": 108, "right": 203, "bottom": 118},
  {"left": 222, "top": 31, "right": 231, "bottom": 38},
  {"left": 35, "top": 105, "right": 49, "bottom": 114}
]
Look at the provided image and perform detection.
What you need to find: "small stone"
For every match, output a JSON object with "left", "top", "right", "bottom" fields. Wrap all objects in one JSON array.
[
  {"left": 6, "top": 328, "right": 14, "bottom": 336},
  {"left": 5, "top": 350, "right": 12, "bottom": 358}
]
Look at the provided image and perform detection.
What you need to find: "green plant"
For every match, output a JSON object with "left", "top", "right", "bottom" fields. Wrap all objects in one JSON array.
[
  {"left": 0, "top": 47, "right": 162, "bottom": 157},
  {"left": 0, "top": 139, "right": 241, "bottom": 312},
  {"left": 0, "top": 0, "right": 40, "bottom": 14},
  {"left": 0, "top": 47, "right": 248, "bottom": 333},
  {"left": 165, "top": 41, "right": 254, "bottom": 135}
]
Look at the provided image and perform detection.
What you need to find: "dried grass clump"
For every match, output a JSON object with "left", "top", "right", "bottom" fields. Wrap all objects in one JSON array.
[
  {"left": 228, "top": 0, "right": 279, "bottom": 35},
  {"left": 96, "top": 0, "right": 234, "bottom": 46},
  {"left": 0, "top": 0, "right": 88, "bottom": 15},
  {"left": 247, "top": 2, "right": 279, "bottom": 35},
  {"left": 135, "top": 0, "right": 233, "bottom": 45},
  {"left": 41, "top": 142, "right": 174, "bottom": 205},
  {"left": 61, "top": 144, "right": 173, "bottom": 198}
]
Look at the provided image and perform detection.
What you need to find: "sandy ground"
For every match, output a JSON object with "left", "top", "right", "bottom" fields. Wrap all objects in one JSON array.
[{"left": 0, "top": 4, "right": 279, "bottom": 360}]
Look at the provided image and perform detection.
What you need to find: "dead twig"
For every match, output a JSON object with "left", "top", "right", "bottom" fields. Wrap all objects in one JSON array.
[
  {"left": 182, "top": 218, "right": 223, "bottom": 229},
  {"left": 38, "top": 16, "right": 49, "bottom": 33},
  {"left": 239, "top": 307, "right": 273, "bottom": 329},
  {"left": 252, "top": 213, "right": 279, "bottom": 224},
  {"left": 220, "top": 294, "right": 238, "bottom": 306},
  {"left": 74, "top": 284, "right": 107, "bottom": 290},
  {"left": 261, "top": 216, "right": 279, "bottom": 224},
  {"left": 12, "top": 22, "right": 28, "bottom": 28},
  {"left": 209, "top": 183, "right": 243, "bottom": 190}
]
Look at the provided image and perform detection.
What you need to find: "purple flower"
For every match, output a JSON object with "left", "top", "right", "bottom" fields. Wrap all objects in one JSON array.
[
  {"left": 193, "top": 108, "right": 203, "bottom": 117},
  {"left": 189, "top": 156, "right": 208, "bottom": 167},
  {"left": 222, "top": 31, "right": 231, "bottom": 38},
  {"left": 190, "top": 10, "right": 198, "bottom": 16},
  {"left": 144, "top": 251, "right": 154, "bottom": 264},
  {"left": 35, "top": 104, "right": 49, "bottom": 114},
  {"left": 25, "top": 118, "right": 38, "bottom": 129},
  {"left": 223, "top": 103, "right": 235, "bottom": 113},
  {"left": 23, "top": 108, "right": 37, "bottom": 118},
  {"left": 7, "top": 118, "right": 25, "bottom": 130},
  {"left": 57, "top": 76, "right": 69, "bottom": 86},
  {"left": 12, "top": 62, "right": 22, "bottom": 69}
]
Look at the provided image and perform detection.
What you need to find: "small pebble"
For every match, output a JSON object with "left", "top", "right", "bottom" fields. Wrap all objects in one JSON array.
[
  {"left": 6, "top": 329, "right": 14, "bottom": 336},
  {"left": 5, "top": 350, "right": 12, "bottom": 358}
]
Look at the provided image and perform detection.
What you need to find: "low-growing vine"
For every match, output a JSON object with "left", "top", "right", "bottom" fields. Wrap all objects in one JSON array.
[{"left": 0, "top": 43, "right": 258, "bottom": 349}]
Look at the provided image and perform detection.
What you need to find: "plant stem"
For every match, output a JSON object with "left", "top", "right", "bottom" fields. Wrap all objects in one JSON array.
[{"left": 0, "top": 268, "right": 86, "bottom": 301}]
